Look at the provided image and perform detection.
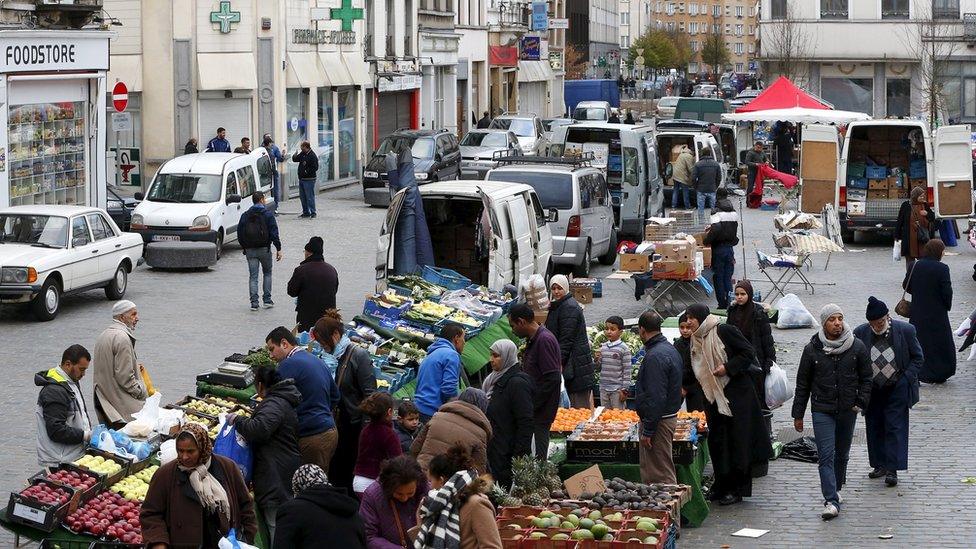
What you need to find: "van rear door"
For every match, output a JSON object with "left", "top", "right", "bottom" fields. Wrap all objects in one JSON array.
[
  {"left": 505, "top": 196, "right": 536, "bottom": 288},
  {"left": 478, "top": 188, "right": 514, "bottom": 290},
  {"left": 642, "top": 135, "right": 665, "bottom": 217},
  {"left": 798, "top": 125, "right": 839, "bottom": 214},
  {"left": 374, "top": 189, "right": 408, "bottom": 291},
  {"left": 932, "top": 125, "right": 975, "bottom": 218}
]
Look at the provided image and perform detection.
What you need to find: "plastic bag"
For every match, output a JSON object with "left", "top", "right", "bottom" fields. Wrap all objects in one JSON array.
[
  {"left": 764, "top": 362, "right": 794, "bottom": 409},
  {"left": 775, "top": 294, "right": 817, "bottom": 329},
  {"left": 159, "top": 439, "right": 177, "bottom": 466},
  {"left": 124, "top": 392, "right": 162, "bottom": 437},
  {"left": 213, "top": 420, "right": 253, "bottom": 483},
  {"left": 892, "top": 240, "right": 901, "bottom": 262},
  {"left": 218, "top": 528, "right": 259, "bottom": 549},
  {"left": 521, "top": 274, "right": 550, "bottom": 311},
  {"left": 781, "top": 436, "right": 819, "bottom": 463}
]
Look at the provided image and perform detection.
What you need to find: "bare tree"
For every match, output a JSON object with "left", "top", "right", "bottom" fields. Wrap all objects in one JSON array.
[
  {"left": 899, "top": 2, "right": 961, "bottom": 127},
  {"left": 760, "top": 2, "right": 813, "bottom": 84}
]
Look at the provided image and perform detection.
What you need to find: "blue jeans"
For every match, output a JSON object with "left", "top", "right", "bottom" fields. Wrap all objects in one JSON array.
[
  {"left": 245, "top": 247, "right": 273, "bottom": 306},
  {"left": 697, "top": 191, "right": 716, "bottom": 221},
  {"left": 711, "top": 245, "right": 735, "bottom": 308},
  {"left": 812, "top": 410, "right": 858, "bottom": 506},
  {"left": 671, "top": 181, "right": 691, "bottom": 209},
  {"left": 298, "top": 178, "right": 316, "bottom": 215},
  {"left": 269, "top": 172, "right": 281, "bottom": 212}
]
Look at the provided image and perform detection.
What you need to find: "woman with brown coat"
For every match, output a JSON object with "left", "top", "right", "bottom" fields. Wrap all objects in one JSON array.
[
  {"left": 141, "top": 424, "right": 257, "bottom": 548},
  {"left": 894, "top": 186, "right": 936, "bottom": 272},
  {"left": 411, "top": 388, "right": 492, "bottom": 474}
]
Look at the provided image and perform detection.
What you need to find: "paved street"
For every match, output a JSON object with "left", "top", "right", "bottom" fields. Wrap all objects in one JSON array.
[{"left": 2, "top": 186, "right": 976, "bottom": 546}]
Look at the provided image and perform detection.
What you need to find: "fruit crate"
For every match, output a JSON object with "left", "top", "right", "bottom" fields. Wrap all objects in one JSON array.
[
  {"left": 363, "top": 296, "right": 414, "bottom": 322},
  {"left": 202, "top": 395, "right": 242, "bottom": 411},
  {"left": 422, "top": 265, "right": 472, "bottom": 291},
  {"left": 30, "top": 463, "right": 102, "bottom": 502},
  {"left": 39, "top": 539, "right": 91, "bottom": 549},
  {"left": 6, "top": 478, "right": 78, "bottom": 532},
  {"left": 565, "top": 433, "right": 639, "bottom": 464},
  {"left": 670, "top": 440, "right": 697, "bottom": 466},
  {"left": 172, "top": 396, "right": 221, "bottom": 420},
  {"left": 88, "top": 542, "right": 144, "bottom": 548},
  {"left": 76, "top": 449, "right": 131, "bottom": 487}
]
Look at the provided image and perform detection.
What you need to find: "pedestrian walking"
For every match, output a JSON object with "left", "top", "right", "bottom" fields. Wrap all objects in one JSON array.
[
  {"left": 634, "top": 311, "right": 683, "bottom": 485},
  {"left": 234, "top": 137, "right": 251, "bottom": 154},
  {"left": 703, "top": 188, "right": 739, "bottom": 309},
  {"left": 793, "top": 304, "right": 872, "bottom": 520},
  {"left": 894, "top": 186, "right": 935, "bottom": 272},
  {"left": 546, "top": 275, "right": 596, "bottom": 408},
  {"left": 691, "top": 146, "right": 722, "bottom": 221},
  {"left": 286, "top": 236, "right": 339, "bottom": 332},
  {"left": 265, "top": 327, "right": 340, "bottom": 473},
  {"left": 483, "top": 339, "right": 533, "bottom": 488},
  {"left": 411, "top": 388, "right": 492, "bottom": 474},
  {"left": 262, "top": 135, "right": 285, "bottom": 214},
  {"left": 394, "top": 400, "right": 420, "bottom": 454},
  {"left": 92, "top": 300, "right": 147, "bottom": 427},
  {"left": 359, "top": 455, "right": 428, "bottom": 549},
  {"left": 744, "top": 142, "right": 768, "bottom": 196},
  {"left": 674, "top": 312, "right": 706, "bottom": 412},
  {"left": 727, "top": 280, "right": 776, "bottom": 434},
  {"left": 507, "top": 303, "right": 560, "bottom": 460},
  {"left": 476, "top": 111, "right": 492, "bottom": 129},
  {"left": 35, "top": 345, "right": 92, "bottom": 466},
  {"left": 903, "top": 239, "right": 955, "bottom": 383},
  {"left": 206, "top": 127, "right": 231, "bottom": 152},
  {"left": 854, "top": 297, "right": 923, "bottom": 488},
  {"left": 352, "top": 393, "right": 403, "bottom": 496},
  {"left": 183, "top": 138, "right": 198, "bottom": 155},
  {"left": 413, "top": 324, "right": 465, "bottom": 423},
  {"left": 273, "top": 465, "right": 366, "bottom": 549},
  {"left": 670, "top": 145, "right": 695, "bottom": 210},
  {"left": 238, "top": 191, "right": 282, "bottom": 311},
  {"left": 227, "top": 366, "right": 301, "bottom": 541},
  {"left": 686, "top": 303, "right": 770, "bottom": 506},
  {"left": 292, "top": 141, "right": 319, "bottom": 218},
  {"left": 595, "top": 316, "right": 632, "bottom": 409}
]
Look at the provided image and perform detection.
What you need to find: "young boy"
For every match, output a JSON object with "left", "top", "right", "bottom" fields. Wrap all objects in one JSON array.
[
  {"left": 394, "top": 400, "right": 420, "bottom": 453},
  {"left": 595, "top": 316, "right": 633, "bottom": 409},
  {"left": 674, "top": 312, "right": 706, "bottom": 411}
]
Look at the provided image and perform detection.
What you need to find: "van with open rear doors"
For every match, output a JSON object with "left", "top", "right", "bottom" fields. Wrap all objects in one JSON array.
[{"left": 797, "top": 120, "right": 974, "bottom": 241}]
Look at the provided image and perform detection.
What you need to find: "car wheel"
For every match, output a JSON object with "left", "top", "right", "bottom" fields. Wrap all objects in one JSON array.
[
  {"left": 573, "top": 242, "right": 592, "bottom": 277},
  {"left": 32, "top": 278, "right": 60, "bottom": 322},
  {"left": 214, "top": 230, "right": 224, "bottom": 261},
  {"left": 105, "top": 263, "right": 128, "bottom": 300},
  {"left": 599, "top": 230, "right": 618, "bottom": 265}
]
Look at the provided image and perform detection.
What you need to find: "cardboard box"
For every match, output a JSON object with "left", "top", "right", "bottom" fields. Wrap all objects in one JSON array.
[
  {"left": 533, "top": 310, "right": 548, "bottom": 325},
  {"left": 847, "top": 188, "right": 868, "bottom": 202},
  {"left": 571, "top": 286, "right": 593, "bottom": 304},
  {"left": 800, "top": 179, "right": 835, "bottom": 214},
  {"left": 656, "top": 240, "right": 695, "bottom": 262},
  {"left": 887, "top": 188, "right": 901, "bottom": 199},
  {"left": 909, "top": 178, "right": 927, "bottom": 190},
  {"left": 693, "top": 232, "right": 706, "bottom": 246},
  {"left": 619, "top": 253, "right": 650, "bottom": 272},
  {"left": 868, "top": 179, "right": 888, "bottom": 190},
  {"left": 645, "top": 223, "right": 674, "bottom": 242},
  {"left": 898, "top": 189, "right": 909, "bottom": 199},
  {"left": 701, "top": 246, "right": 712, "bottom": 267},
  {"left": 887, "top": 175, "right": 903, "bottom": 189},
  {"left": 867, "top": 189, "right": 888, "bottom": 200},
  {"left": 653, "top": 260, "right": 697, "bottom": 281}
]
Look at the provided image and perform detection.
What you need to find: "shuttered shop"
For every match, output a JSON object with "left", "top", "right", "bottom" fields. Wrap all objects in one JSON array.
[{"left": 198, "top": 98, "right": 252, "bottom": 150}]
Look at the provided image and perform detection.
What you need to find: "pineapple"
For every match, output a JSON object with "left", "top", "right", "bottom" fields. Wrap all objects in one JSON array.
[
  {"left": 522, "top": 491, "right": 545, "bottom": 507},
  {"left": 489, "top": 481, "right": 522, "bottom": 508}
]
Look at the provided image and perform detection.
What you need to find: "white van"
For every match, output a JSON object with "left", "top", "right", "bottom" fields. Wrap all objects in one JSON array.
[
  {"left": 375, "top": 181, "right": 554, "bottom": 292},
  {"left": 573, "top": 101, "right": 612, "bottom": 122},
  {"left": 654, "top": 129, "right": 725, "bottom": 201},
  {"left": 797, "top": 120, "right": 974, "bottom": 240},
  {"left": 130, "top": 150, "right": 275, "bottom": 266}
]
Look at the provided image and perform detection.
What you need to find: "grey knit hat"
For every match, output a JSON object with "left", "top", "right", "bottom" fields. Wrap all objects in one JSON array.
[{"left": 820, "top": 303, "right": 843, "bottom": 326}]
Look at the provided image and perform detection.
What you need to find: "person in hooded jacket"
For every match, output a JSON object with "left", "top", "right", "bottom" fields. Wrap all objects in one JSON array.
[
  {"left": 227, "top": 366, "right": 301, "bottom": 541},
  {"left": 674, "top": 312, "right": 705, "bottom": 412},
  {"left": 483, "top": 339, "right": 534, "bottom": 488},
  {"left": 726, "top": 279, "right": 776, "bottom": 434},
  {"left": 273, "top": 464, "right": 366, "bottom": 549},
  {"left": 411, "top": 388, "right": 492, "bottom": 474},
  {"left": 413, "top": 324, "right": 465, "bottom": 422},
  {"left": 35, "top": 345, "right": 93, "bottom": 467},
  {"left": 546, "top": 274, "right": 596, "bottom": 408},
  {"left": 703, "top": 188, "right": 739, "bottom": 309},
  {"left": 287, "top": 236, "right": 339, "bottom": 332}
]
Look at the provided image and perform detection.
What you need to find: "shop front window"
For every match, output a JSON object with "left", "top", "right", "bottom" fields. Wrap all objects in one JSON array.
[
  {"left": 317, "top": 88, "right": 335, "bottom": 185},
  {"left": 285, "top": 88, "right": 309, "bottom": 196},
  {"left": 9, "top": 101, "right": 87, "bottom": 206},
  {"left": 821, "top": 77, "right": 874, "bottom": 116},
  {"left": 337, "top": 90, "right": 357, "bottom": 179},
  {"left": 886, "top": 79, "right": 910, "bottom": 117}
]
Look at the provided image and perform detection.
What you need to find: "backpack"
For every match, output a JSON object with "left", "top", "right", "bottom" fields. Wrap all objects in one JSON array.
[{"left": 241, "top": 210, "right": 270, "bottom": 248}]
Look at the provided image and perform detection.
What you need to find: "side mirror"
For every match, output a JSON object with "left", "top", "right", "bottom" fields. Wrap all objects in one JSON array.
[
  {"left": 435, "top": 153, "right": 443, "bottom": 162},
  {"left": 226, "top": 194, "right": 242, "bottom": 204},
  {"left": 546, "top": 208, "right": 559, "bottom": 223},
  {"left": 134, "top": 192, "right": 144, "bottom": 201}
]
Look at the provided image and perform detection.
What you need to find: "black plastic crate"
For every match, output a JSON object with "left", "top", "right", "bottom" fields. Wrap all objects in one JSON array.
[
  {"left": 671, "top": 440, "right": 697, "bottom": 465},
  {"left": 5, "top": 478, "right": 78, "bottom": 532},
  {"left": 39, "top": 539, "right": 91, "bottom": 549}
]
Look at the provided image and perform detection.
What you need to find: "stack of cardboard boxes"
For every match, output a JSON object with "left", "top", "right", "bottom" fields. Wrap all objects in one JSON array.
[
  {"left": 849, "top": 126, "right": 926, "bottom": 204},
  {"left": 652, "top": 238, "right": 698, "bottom": 281},
  {"left": 431, "top": 223, "right": 481, "bottom": 284}
]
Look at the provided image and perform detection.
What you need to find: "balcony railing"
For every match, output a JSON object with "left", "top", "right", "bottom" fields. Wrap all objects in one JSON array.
[
  {"left": 965, "top": 13, "right": 976, "bottom": 39},
  {"left": 497, "top": 1, "right": 530, "bottom": 27}
]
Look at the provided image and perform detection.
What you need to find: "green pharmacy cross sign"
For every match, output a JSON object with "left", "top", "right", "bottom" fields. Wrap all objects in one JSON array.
[
  {"left": 330, "top": 0, "right": 364, "bottom": 32},
  {"left": 211, "top": 1, "right": 241, "bottom": 34}
]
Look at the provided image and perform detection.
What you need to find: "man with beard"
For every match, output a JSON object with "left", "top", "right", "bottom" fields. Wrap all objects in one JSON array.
[{"left": 93, "top": 301, "right": 148, "bottom": 428}]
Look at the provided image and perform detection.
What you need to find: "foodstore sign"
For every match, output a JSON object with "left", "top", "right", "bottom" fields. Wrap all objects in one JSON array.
[{"left": 0, "top": 36, "right": 109, "bottom": 73}]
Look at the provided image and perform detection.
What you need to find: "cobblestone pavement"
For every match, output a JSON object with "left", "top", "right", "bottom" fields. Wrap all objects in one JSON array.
[{"left": 2, "top": 186, "right": 975, "bottom": 546}]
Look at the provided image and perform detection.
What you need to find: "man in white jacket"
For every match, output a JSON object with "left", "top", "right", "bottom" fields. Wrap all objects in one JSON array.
[{"left": 92, "top": 300, "right": 147, "bottom": 427}]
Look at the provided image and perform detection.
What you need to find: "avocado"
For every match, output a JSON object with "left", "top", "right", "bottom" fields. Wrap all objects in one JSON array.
[{"left": 570, "top": 529, "right": 595, "bottom": 540}]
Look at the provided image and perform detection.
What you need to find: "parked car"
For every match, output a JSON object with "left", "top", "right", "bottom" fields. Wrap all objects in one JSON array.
[
  {"left": 692, "top": 84, "right": 719, "bottom": 98},
  {"left": 655, "top": 96, "right": 680, "bottom": 119},
  {"left": 362, "top": 128, "right": 461, "bottom": 206},
  {"left": 487, "top": 159, "right": 616, "bottom": 277},
  {"left": 106, "top": 187, "right": 140, "bottom": 232},
  {"left": 489, "top": 114, "right": 549, "bottom": 155},
  {"left": 0, "top": 206, "right": 144, "bottom": 320},
  {"left": 571, "top": 101, "right": 612, "bottom": 122},
  {"left": 729, "top": 89, "right": 762, "bottom": 110},
  {"left": 459, "top": 129, "right": 520, "bottom": 180},
  {"left": 130, "top": 150, "right": 275, "bottom": 268}
]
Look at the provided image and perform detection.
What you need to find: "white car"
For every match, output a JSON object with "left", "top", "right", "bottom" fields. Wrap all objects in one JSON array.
[
  {"left": 0, "top": 206, "right": 144, "bottom": 321},
  {"left": 489, "top": 114, "right": 549, "bottom": 155}
]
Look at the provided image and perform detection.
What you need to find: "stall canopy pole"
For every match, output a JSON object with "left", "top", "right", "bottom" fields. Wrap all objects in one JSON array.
[{"left": 738, "top": 192, "right": 747, "bottom": 279}]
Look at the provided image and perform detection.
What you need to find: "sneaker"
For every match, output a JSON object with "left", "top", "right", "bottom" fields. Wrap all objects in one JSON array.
[
  {"left": 885, "top": 472, "right": 898, "bottom": 487},
  {"left": 836, "top": 492, "right": 843, "bottom": 504},
  {"left": 821, "top": 503, "right": 839, "bottom": 520},
  {"left": 299, "top": 214, "right": 310, "bottom": 218},
  {"left": 263, "top": 300, "right": 275, "bottom": 309},
  {"left": 310, "top": 213, "right": 317, "bottom": 219},
  {"left": 250, "top": 304, "right": 259, "bottom": 311}
]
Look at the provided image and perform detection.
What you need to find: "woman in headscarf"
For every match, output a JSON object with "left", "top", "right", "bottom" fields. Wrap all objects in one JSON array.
[
  {"left": 141, "top": 423, "right": 257, "bottom": 548},
  {"left": 410, "top": 387, "right": 493, "bottom": 474},
  {"left": 792, "top": 305, "right": 872, "bottom": 520},
  {"left": 273, "top": 464, "right": 366, "bottom": 548},
  {"left": 684, "top": 303, "right": 770, "bottom": 506},
  {"left": 546, "top": 274, "right": 596, "bottom": 408},
  {"left": 894, "top": 185, "right": 935, "bottom": 272},
  {"left": 483, "top": 339, "right": 533, "bottom": 488},
  {"left": 903, "top": 238, "right": 955, "bottom": 383},
  {"left": 726, "top": 280, "right": 776, "bottom": 434}
]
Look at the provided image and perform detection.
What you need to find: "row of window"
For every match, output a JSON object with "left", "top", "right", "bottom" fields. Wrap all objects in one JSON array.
[
  {"left": 687, "top": 61, "right": 747, "bottom": 73},
  {"left": 658, "top": 2, "right": 753, "bottom": 17},
  {"left": 771, "top": 0, "right": 958, "bottom": 20},
  {"left": 688, "top": 40, "right": 748, "bottom": 54},
  {"left": 652, "top": 20, "right": 754, "bottom": 37}
]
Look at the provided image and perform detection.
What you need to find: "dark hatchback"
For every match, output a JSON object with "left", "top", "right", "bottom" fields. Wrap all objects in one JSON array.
[
  {"left": 106, "top": 186, "right": 140, "bottom": 231},
  {"left": 362, "top": 129, "right": 461, "bottom": 207}
]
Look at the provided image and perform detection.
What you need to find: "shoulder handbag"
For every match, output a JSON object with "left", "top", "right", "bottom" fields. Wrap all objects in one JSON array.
[
  {"left": 390, "top": 498, "right": 409, "bottom": 548},
  {"left": 895, "top": 263, "right": 916, "bottom": 318}
]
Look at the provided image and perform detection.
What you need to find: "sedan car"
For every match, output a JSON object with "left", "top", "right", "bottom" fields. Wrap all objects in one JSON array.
[
  {"left": 489, "top": 114, "right": 549, "bottom": 155},
  {"left": 0, "top": 206, "right": 144, "bottom": 320},
  {"left": 656, "top": 96, "right": 680, "bottom": 119},
  {"left": 362, "top": 129, "right": 461, "bottom": 206},
  {"left": 106, "top": 187, "right": 140, "bottom": 231},
  {"left": 730, "top": 88, "right": 762, "bottom": 110},
  {"left": 459, "top": 129, "right": 520, "bottom": 180}
]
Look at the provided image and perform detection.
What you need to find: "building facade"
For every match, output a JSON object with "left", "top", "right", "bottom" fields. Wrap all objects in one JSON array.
[
  {"left": 365, "top": 0, "right": 422, "bottom": 150},
  {"left": 568, "top": 0, "right": 621, "bottom": 78},
  {"left": 456, "top": 0, "right": 490, "bottom": 133}
]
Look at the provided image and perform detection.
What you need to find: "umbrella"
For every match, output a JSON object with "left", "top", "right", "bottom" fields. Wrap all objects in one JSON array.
[{"left": 722, "top": 107, "right": 871, "bottom": 125}]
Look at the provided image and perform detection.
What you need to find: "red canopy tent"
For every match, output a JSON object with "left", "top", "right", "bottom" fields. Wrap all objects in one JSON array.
[{"left": 735, "top": 77, "right": 831, "bottom": 113}]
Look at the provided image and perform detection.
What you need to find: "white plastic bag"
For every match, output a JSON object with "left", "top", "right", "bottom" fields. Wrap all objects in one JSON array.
[
  {"left": 521, "top": 274, "right": 549, "bottom": 311},
  {"left": 892, "top": 240, "right": 902, "bottom": 262},
  {"left": 159, "top": 439, "right": 177, "bottom": 465},
  {"left": 765, "top": 362, "right": 794, "bottom": 409},
  {"left": 775, "top": 293, "right": 817, "bottom": 329}
]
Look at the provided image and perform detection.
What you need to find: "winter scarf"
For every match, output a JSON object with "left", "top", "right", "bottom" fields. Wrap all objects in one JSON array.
[
  {"left": 176, "top": 423, "right": 230, "bottom": 522},
  {"left": 482, "top": 339, "right": 518, "bottom": 399},
  {"left": 691, "top": 315, "right": 732, "bottom": 417},
  {"left": 817, "top": 304, "right": 854, "bottom": 355},
  {"left": 321, "top": 333, "right": 352, "bottom": 371},
  {"left": 414, "top": 470, "right": 476, "bottom": 549}
]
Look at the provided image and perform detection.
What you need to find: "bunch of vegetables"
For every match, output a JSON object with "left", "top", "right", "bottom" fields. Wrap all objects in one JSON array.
[
  {"left": 389, "top": 275, "right": 444, "bottom": 300},
  {"left": 242, "top": 348, "right": 274, "bottom": 368}
]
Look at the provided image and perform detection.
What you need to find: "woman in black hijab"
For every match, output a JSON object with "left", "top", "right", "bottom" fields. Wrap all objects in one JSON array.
[{"left": 726, "top": 280, "right": 776, "bottom": 434}]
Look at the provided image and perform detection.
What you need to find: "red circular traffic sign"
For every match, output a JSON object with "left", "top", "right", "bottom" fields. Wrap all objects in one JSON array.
[{"left": 112, "top": 81, "right": 128, "bottom": 112}]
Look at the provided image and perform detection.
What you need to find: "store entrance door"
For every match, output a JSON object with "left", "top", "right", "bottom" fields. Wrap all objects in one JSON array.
[{"left": 378, "top": 91, "right": 413, "bottom": 142}]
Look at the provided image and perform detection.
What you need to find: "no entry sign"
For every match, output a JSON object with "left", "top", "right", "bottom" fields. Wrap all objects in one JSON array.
[{"left": 112, "top": 81, "right": 128, "bottom": 112}]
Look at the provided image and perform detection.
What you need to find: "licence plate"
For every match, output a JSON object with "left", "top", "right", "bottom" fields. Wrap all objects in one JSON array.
[{"left": 152, "top": 235, "right": 180, "bottom": 242}]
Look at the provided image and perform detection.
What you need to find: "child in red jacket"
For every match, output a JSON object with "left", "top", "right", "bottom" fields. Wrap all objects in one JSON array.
[{"left": 352, "top": 392, "right": 403, "bottom": 495}]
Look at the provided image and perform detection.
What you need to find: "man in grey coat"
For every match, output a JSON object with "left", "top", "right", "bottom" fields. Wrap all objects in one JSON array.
[
  {"left": 744, "top": 141, "right": 768, "bottom": 196},
  {"left": 691, "top": 147, "right": 723, "bottom": 221},
  {"left": 92, "top": 300, "right": 148, "bottom": 427}
]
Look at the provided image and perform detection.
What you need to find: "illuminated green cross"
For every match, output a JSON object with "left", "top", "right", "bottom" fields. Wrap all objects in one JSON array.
[
  {"left": 330, "top": 0, "right": 364, "bottom": 32},
  {"left": 210, "top": 1, "right": 241, "bottom": 34}
]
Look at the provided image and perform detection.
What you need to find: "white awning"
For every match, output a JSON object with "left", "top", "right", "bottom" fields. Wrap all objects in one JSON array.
[
  {"left": 342, "top": 52, "right": 372, "bottom": 88},
  {"left": 287, "top": 51, "right": 330, "bottom": 88},
  {"left": 108, "top": 55, "right": 142, "bottom": 92},
  {"left": 319, "top": 52, "right": 353, "bottom": 87},
  {"left": 518, "top": 61, "right": 553, "bottom": 83},
  {"left": 197, "top": 53, "right": 257, "bottom": 91}
]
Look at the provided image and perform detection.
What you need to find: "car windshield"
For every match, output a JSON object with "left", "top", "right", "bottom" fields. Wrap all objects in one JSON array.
[
  {"left": 461, "top": 132, "right": 509, "bottom": 147},
  {"left": 487, "top": 171, "right": 573, "bottom": 209},
  {"left": 375, "top": 136, "right": 435, "bottom": 159},
  {"left": 490, "top": 118, "right": 534, "bottom": 137},
  {"left": 659, "top": 97, "right": 679, "bottom": 107},
  {"left": 0, "top": 214, "right": 68, "bottom": 248},
  {"left": 573, "top": 108, "right": 608, "bottom": 121},
  {"left": 147, "top": 173, "right": 223, "bottom": 203}
]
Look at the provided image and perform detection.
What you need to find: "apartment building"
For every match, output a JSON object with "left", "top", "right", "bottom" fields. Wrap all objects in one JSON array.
[{"left": 568, "top": 0, "right": 621, "bottom": 78}]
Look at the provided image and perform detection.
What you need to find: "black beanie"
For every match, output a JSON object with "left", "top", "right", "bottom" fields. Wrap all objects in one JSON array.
[
  {"left": 865, "top": 296, "right": 888, "bottom": 321},
  {"left": 305, "top": 236, "right": 324, "bottom": 255}
]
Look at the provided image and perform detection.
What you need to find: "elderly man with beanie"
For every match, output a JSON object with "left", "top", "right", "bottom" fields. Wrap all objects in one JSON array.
[
  {"left": 854, "top": 297, "right": 923, "bottom": 488},
  {"left": 894, "top": 185, "right": 935, "bottom": 272},
  {"left": 92, "top": 300, "right": 148, "bottom": 427},
  {"left": 287, "top": 236, "right": 339, "bottom": 332},
  {"left": 793, "top": 304, "right": 873, "bottom": 520},
  {"left": 546, "top": 274, "right": 596, "bottom": 408}
]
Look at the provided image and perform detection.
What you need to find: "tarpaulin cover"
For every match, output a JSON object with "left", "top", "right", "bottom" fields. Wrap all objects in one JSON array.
[
  {"left": 389, "top": 151, "right": 435, "bottom": 274},
  {"left": 748, "top": 163, "right": 799, "bottom": 208},
  {"left": 734, "top": 77, "right": 831, "bottom": 113}
]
